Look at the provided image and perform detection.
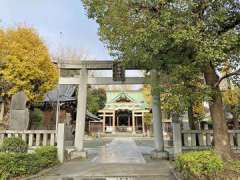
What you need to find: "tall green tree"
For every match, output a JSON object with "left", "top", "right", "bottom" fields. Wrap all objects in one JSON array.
[
  {"left": 83, "top": 0, "right": 240, "bottom": 160},
  {"left": 87, "top": 88, "right": 106, "bottom": 114}
]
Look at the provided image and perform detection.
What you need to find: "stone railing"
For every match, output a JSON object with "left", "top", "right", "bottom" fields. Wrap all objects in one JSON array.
[
  {"left": 172, "top": 121, "right": 240, "bottom": 158},
  {"left": 181, "top": 130, "right": 240, "bottom": 150},
  {"left": 0, "top": 130, "right": 56, "bottom": 147}
]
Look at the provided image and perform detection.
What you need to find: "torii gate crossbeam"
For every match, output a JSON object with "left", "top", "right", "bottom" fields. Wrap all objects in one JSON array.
[{"left": 58, "top": 60, "right": 166, "bottom": 159}]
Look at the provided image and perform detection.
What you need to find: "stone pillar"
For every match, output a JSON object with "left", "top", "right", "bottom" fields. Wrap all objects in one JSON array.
[
  {"left": 204, "top": 123, "right": 209, "bottom": 130},
  {"left": 117, "top": 116, "right": 119, "bottom": 127},
  {"left": 57, "top": 123, "right": 65, "bottom": 163},
  {"left": 150, "top": 69, "right": 168, "bottom": 159},
  {"left": 172, "top": 112, "right": 182, "bottom": 159},
  {"left": 152, "top": 95, "right": 164, "bottom": 151},
  {"left": 132, "top": 111, "right": 136, "bottom": 134},
  {"left": 102, "top": 112, "right": 106, "bottom": 133},
  {"left": 109, "top": 116, "right": 111, "bottom": 126},
  {"left": 142, "top": 112, "right": 145, "bottom": 135},
  {"left": 128, "top": 115, "right": 130, "bottom": 127},
  {"left": 112, "top": 111, "right": 116, "bottom": 134},
  {"left": 151, "top": 69, "right": 164, "bottom": 152},
  {"left": 74, "top": 68, "right": 88, "bottom": 151}
]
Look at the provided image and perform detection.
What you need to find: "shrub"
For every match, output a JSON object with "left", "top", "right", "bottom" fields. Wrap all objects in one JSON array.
[
  {"left": 35, "top": 146, "right": 58, "bottom": 167},
  {"left": 176, "top": 150, "right": 223, "bottom": 180},
  {"left": 0, "top": 146, "right": 58, "bottom": 180},
  {"left": 0, "top": 152, "right": 40, "bottom": 179},
  {"left": 1, "top": 137, "right": 28, "bottom": 153},
  {"left": 30, "top": 108, "right": 43, "bottom": 128}
]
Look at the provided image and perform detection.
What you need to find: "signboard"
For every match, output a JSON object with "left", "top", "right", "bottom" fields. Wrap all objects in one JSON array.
[{"left": 113, "top": 61, "right": 125, "bottom": 81}]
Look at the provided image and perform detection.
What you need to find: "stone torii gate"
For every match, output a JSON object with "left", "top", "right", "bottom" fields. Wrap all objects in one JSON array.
[{"left": 58, "top": 60, "right": 167, "bottom": 159}]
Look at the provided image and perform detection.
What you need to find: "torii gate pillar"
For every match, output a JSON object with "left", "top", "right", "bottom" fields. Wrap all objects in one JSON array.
[
  {"left": 75, "top": 68, "right": 88, "bottom": 151},
  {"left": 57, "top": 61, "right": 169, "bottom": 160},
  {"left": 150, "top": 69, "right": 168, "bottom": 159}
]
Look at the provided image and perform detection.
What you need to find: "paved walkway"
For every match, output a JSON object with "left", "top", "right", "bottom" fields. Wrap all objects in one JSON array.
[
  {"left": 92, "top": 138, "right": 146, "bottom": 164},
  {"left": 32, "top": 138, "right": 173, "bottom": 180}
]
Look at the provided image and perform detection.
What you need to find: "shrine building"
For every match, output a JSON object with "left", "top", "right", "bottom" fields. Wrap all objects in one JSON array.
[{"left": 98, "top": 90, "right": 150, "bottom": 134}]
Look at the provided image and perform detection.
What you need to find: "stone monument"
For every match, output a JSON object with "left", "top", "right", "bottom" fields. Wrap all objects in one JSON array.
[{"left": 9, "top": 91, "right": 29, "bottom": 130}]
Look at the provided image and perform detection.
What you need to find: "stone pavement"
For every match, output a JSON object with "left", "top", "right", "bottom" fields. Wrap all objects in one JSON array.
[
  {"left": 92, "top": 138, "right": 146, "bottom": 164},
  {"left": 31, "top": 137, "right": 174, "bottom": 180}
]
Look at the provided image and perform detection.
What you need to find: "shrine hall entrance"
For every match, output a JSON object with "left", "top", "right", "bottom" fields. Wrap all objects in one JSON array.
[
  {"left": 116, "top": 110, "right": 132, "bottom": 132},
  {"left": 100, "top": 108, "right": 146, "bottom": 134},
  {"left": 117, "top": 110, "right": 130, "bottom": 126}
]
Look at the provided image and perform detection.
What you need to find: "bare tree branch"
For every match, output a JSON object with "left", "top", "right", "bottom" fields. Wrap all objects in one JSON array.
[{"left": 215, "top": 68, "right": 240, "bottom": 87}]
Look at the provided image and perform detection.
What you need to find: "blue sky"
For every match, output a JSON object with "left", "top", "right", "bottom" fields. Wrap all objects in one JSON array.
[{"left": 0, "top": 0, "right": 112, "bottom": 60}]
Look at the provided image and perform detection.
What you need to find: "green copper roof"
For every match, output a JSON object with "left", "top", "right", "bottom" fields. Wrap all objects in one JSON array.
[{"left": 103, "top": 90, "right": 148, "bottom": 110}]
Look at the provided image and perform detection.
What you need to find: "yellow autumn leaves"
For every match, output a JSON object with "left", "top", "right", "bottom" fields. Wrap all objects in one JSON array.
[{"left": 0, "top": 26, "right": 58, "bottom": 101}]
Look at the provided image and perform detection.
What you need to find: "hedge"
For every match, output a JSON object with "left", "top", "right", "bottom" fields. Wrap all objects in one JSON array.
[
  {"left": 0, "top": 137, "right": 28, "bottom": 153},
  {"left": 176, "top": 150, "right": 223, "bottom": 180},
  {"left": 0, "top": 146, "right": 58, "bottom": 179}
]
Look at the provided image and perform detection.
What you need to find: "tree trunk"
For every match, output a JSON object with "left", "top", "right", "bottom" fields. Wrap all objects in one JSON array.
[
  {"left": 188, "top": 103, "right": 199, "bottom": 130},
  {"left": 231, "top": 106, "right": 239, "bottom": 130},
  {"left": 3, "top": 98, "right": 11, "bottom": 128},
  {"left": 203, "top": 64, "right": 232, "bottom": 160}
]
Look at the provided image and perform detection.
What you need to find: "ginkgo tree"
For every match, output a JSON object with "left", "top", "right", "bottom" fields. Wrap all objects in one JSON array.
[
  {"left": 223, "top": 87, "right": 240, "bottom": 129},
  {"left": 0, "top": 26, "right": 58, "bottom": 106}
]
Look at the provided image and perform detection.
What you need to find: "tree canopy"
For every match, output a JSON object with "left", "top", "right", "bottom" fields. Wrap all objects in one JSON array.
[
  {"left": 87, "top": 88, "right": 106, "bottom": 114},
  {"left": 83, "top": 0, "right": 239, "bottom": 80},
  {"left": 83, "top": 0, "right": 240, "bottom": 160},
  {"left": 0, "top": 27, "right": 58, "bottom": 101}
]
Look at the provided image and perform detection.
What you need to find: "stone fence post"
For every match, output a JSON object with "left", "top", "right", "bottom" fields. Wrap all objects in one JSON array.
[
  {"left": 172, "top": 113, "right": 182, "bottom": 159},
  {"left": 57, "top": 123, "right": 65, "bottom": 163}
]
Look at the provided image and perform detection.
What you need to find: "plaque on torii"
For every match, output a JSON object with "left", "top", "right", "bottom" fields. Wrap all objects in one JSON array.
[{"left": 112, "top": 61, "right": 125, "bottom": 82}]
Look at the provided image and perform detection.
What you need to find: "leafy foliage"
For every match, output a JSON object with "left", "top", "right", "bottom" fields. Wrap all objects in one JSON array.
[
  {"left": 143, "top": 112, "right": 152, "bottom": 126},
  {"left": 176, "top": 151, "right": 224, "bottom": 180},
  {"left": 223, "top": 87, "right": 240, "bottom": 126},
  {"left": 0, "top": 137, "right": 27, "bottom": 153},
  {"left": 87, "top": 88, "right": 106, "bottom": 114},
  {"left": 0, "top": 26, "right": 58, "bottom": 101},
  {"left": 0, "top": 152, "right": 39, "bottom": 179},
  {"left": 0, "top": 146, "right": 58, "bottom": 179},
  {"left": 223, "top": 88, "right": 240, "bottom": 106},
  {"left": 34, "top": 146, "right": 58, "bottom": 167},
  {"left": 82, "top": 0, "right": 240, "bottom": 105},
  {"left": 30, "top": 108, "right": 43, "bottom": 127}
]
